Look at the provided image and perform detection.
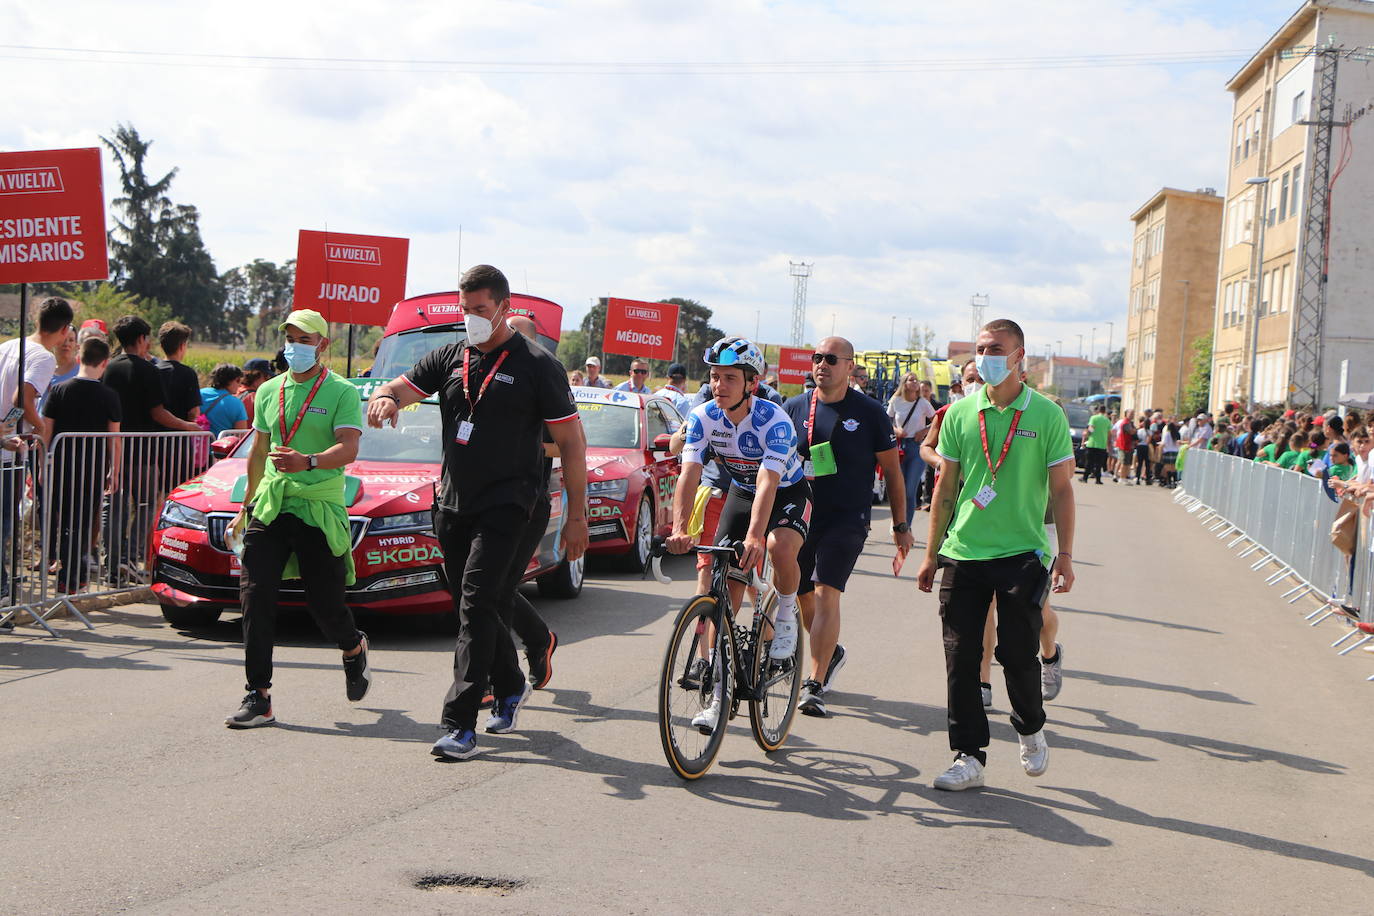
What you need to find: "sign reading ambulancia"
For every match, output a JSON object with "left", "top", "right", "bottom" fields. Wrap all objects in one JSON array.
[
  {"left": 0, "top": 147, "right": 108, "bottom": 284},
  {"left": 293, "top": 229, "right": 409, "bottom": 326},
  {"left": 603, "top": 297, "right": 679, "bottom": 362}
]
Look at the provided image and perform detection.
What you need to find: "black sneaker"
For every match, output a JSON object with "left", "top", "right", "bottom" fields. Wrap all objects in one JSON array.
[
  {"left": 527, "top": 631, "right": 558, "bottom": 690},
  {"left": 343, "top": 632, "right": 372, "bottom": 703},
  {"left": 226, "top": 691, "right": 275, "bottom": 728},
  {"left": 798, "top": 679, "right": 827, "bottom": 717},
  {"left": 820, "top": 643, "right": 846, "bottom": 695}
]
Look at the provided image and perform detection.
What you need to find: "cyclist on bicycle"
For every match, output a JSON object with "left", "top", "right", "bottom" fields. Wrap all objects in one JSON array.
[{"left": 668, "top": 337, "right": 811, "bottom": 729}]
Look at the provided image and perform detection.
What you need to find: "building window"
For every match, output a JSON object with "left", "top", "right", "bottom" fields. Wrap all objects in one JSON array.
[
  {"left": 1279, "top": 171, "right": 1290, "bottom": 221},
  {"left": 1292, "top": 90, "right": 1306, "bottom": 125},
  {"left": 1261, "top": 269, "right": 1273, "bottom": 317},
  {"left": 1290, "top": 165, "right": 1303, "bottom": 220},
  {"left": 1282, "top": 263, "right": 1293, "bottom": 313},
  {"left": 1253, "top": 107, "right": 1261, "bottom": 151},
  {"left": 1235, "top": 123, "right": 1244, "bottom": 163}
]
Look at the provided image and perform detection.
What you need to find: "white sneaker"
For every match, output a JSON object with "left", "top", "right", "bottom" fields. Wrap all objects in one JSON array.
[
  {"left": 769, "top": 618, "right": 797, "bottom": 660},
  {"left": 1019, "top": 729, "right": 1049, "bottom": 777},
  {"left": 933, "top": 753, "right": 985, "bottom": 791},
  {"left": 691, "top": 699, "right": 721, "bottom": 734}
]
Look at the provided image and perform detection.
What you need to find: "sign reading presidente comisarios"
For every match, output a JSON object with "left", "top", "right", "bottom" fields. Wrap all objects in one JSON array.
[
  {"left": 292, "top": 229, "right": 409, "bottom": 327},
  {"left": 0, "top": 147, "right": 108, "bottom": 284}
]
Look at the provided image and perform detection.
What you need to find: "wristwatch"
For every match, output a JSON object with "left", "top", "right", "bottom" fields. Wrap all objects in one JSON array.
[
  {"left": 892, "top": 522, "right": 910, "bottom": 534},
  {"left": 307, "top": 454, "right": 318, "bottom": 470}
]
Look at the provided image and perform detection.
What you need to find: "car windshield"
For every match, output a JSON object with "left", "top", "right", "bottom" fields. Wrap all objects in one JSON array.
[
  {"left": 371, "top": 327, "right": 466, "bottom": 381},
  {"left": 1065, "top": 404, "right": 1091, "bottom": 428},
  {"left": 579, "top": 402, "right": 640, "bottom": 449},
  {"left": 228, "top": 400, "right": 442, "bottom": 463}
]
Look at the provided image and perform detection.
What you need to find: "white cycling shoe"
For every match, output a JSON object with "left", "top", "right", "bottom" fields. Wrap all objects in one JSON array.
[
  {"left": 692, "top": 699, "right": 722, "bottom": 734},
  {"left": 769, "top": 618, "right": 798, "bottom": 660}
]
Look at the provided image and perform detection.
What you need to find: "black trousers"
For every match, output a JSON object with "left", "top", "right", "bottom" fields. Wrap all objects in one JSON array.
[
  {"left": 240, "top": 511, "right": 362, "bottom": 691},
  {"left": 1082, "top": 447, "right": 1106, "bottom": 483},
  {"left": 435, "top": 503, "right": 529, "bottom": 730},
  {"left": 938, "top": 552, "right": 1048, "bottom": 764},
  {"left": 500, "top": 496, "right": 552, "bottom": 653}
]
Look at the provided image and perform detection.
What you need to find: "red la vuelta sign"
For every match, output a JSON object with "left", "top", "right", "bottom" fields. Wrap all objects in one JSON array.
[
  {"left": 777, "top": 346, "right": 813, "bottom": 385},
  {"left": 292, "top": 229, "right": 409, "bottom": 326},
  {"left": 0, "top": 147, "right": 108, "bottom": 284},
  {"left": 603, "top": 298, "right": 679, "bottom": 362}
]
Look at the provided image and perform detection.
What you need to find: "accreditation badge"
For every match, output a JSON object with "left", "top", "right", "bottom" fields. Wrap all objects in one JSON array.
[
  {"left": 971, "top": 483, "right": 998, "bottom": 509},
  {"left": 456, "top": 420, "right": 474, "bottom": 444}
]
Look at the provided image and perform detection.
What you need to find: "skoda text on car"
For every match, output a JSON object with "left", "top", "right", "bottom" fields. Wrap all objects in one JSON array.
[
  {"left": 370, "top": 290, "right": 563, "bottom": 380},
  {"left": 149, "top": 378, "right": 581, "bottom": 629},
  {"left": 574, "top": 386, "right": 683, "bottom": 571}
]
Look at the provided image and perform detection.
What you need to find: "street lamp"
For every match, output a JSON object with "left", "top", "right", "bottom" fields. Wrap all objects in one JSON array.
[
  {"left": 1244, "top": 176, "right": 1270, "bottom": 409},
  {"left": 890, "top": 315, "right": 896, "bottom": 349},
  {"left": 1056, "top": 339, "right": 1062, "bottom": 356},
  {"left": 1077, "top": 334, "right": 1083, "bottom": 358},
  {"left": 1090, "top": 326, "right": 1097, "bottom": 362},
  {"left": 1175, "top": 280, "right": 1191, "bottom": 414},
  {"left": 1106, "top": 321, "right": 1114, "bottom": 363}
]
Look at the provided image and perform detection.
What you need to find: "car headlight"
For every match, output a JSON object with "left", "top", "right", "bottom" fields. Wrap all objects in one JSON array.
[
  {"left": 366, "top": 510, "right": 433, "bottom": 535},
  {"left": 587, "top": 478, "right": 629, "bottom": 501},
  {"left": 158, "top": 501, "right": 208, "bottom": 531}
]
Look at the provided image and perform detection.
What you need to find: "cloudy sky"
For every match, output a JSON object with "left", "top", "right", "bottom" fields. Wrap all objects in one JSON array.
[{"left": 3, "top": 0, "right": 1303, "bottom": 359}]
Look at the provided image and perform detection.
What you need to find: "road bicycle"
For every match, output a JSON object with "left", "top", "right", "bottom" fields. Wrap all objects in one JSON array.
[{"left": 649, "top": 537, "right": 804, "bottom": 780}]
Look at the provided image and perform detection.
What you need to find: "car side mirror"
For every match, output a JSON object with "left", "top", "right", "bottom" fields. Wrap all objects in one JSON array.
[
  {"left": 211, "top": 430, "right": 248, "bottom": 459},
  {"left": 652, "top": 433, "right": 672, "bottom": 452}
]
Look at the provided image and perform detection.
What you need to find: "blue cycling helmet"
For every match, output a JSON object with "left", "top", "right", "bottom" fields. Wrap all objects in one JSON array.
[{"left": 703, "top": 336, "right": 765, "bottom": 377}]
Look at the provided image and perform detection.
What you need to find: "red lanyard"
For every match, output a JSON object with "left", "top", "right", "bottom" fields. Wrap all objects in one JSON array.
[
  {"left": 279, "top": 368, "right": 328, "bottom": 447},
  {"left": 978, "top": 407, "right": 1023, "bottom": 483},
  {"left": 807, "top": 391, "right": 820, "bottom": 447},
  {"left": 462, "top": 347, "right": 510, "bottom": 415}
]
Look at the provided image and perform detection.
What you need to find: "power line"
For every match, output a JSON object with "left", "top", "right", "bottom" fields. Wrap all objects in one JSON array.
[{"left": 0, "top": 43, "right": 1253, "bottom": 76}]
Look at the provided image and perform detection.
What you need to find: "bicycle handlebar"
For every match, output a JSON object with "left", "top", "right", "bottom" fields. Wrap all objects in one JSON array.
[{"left": 647, "top": 536, "right": 746, "bottom": 587}]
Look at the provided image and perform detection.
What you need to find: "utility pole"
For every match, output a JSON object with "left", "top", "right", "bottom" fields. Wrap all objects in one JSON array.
[
  {"left": 889, "top": 315, "right": 896, "bottom": 349},
  {"left": 1175, "top": 280, "right": 1191, "bottom": 414},
  {"left": 969, "top": 293, "right": 989, "bottom": 347},
  {"left": 789, "top": 261, "right": 813, "bottom": 347},
  {"left": 1090, "top": 326, "right": 1097, "bottom": 362},
  {"left": 1077, "top": 334, "right": 1083, "bottom": 358},
  {"left": 1281, "top": 37, "right": 1374, "bottom": 407},
  {"left": 1244, "top": 176, "right": 1271, "bottom": 408},
  {"left": 1106, "top": 321, "right": 1114, "bottom": 363}
]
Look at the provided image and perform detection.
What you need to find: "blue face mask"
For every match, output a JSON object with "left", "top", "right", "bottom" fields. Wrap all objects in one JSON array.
[
  {"left": 976, "top": 353, "right": 1013, "bottom": 387},
  {"left": 284, "top": 341, "right": 320, "bottom": 374}
]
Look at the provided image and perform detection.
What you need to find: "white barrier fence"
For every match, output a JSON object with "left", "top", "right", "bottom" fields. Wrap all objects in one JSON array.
[
  {"left": 1174, "top": 447, "right": 1374, "bottom": 681},
  {"left": 0, "top": 431, "right": 210, "bottom": 636}
]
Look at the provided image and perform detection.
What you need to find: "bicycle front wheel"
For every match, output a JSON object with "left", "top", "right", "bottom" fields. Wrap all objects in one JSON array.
[
  {"left": 658, "top": 595, "right": 733, "bottom": 780},
  {"left": 748, "top": 589, "right": 803, "bottom": 753}
]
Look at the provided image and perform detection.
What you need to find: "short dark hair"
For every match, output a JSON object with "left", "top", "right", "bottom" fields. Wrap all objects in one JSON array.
[
  {"left": 981, "top": 318, "right": 1025, "bottom": 349},
  {"left": 38, "top": 297, "right": 74, "bottom": 335},
  {"left": 1333, "top": 441, "right": 1352, "bottom": 457},
  {"left": 1325, "top": 415, "right": 1344, "bottom": 435},
  {"left": 459, "top": 264, "right": 511, "bottom": 303},
  {"left": 210, "top": 363, "right": 243, "bottom": 390},
  {"left": 113, "top": 315, "right": 152, "bottom": 349},
  {"left": 79, "top": 337, "right": 109, "bottom": 367},
  {"left": 158, "top": 320, "right": 192, "bottom": 357}
]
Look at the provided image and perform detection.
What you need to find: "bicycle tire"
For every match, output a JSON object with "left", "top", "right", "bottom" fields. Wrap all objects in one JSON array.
[
  {"left": 658, "top": 594, "right": 733, "bottom": 780},
  {"left": 748, "top": 589, "right": 803, "bottom": 753}
]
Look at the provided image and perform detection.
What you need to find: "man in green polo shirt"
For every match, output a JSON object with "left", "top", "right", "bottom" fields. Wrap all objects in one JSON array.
[
  {"left": 917, "top": 318, "right": 1076, "bottom": 791},
  {"left": 224, "top": 309, "right": 372, "bottom": 729},
  {"left": 1082, "top": 402, "right": 1110, "bottom": 484}
]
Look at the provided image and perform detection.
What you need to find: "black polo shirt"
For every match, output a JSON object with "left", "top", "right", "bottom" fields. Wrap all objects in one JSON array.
[
  {"left": 103, "top": 352, "right": 165, "bottom": 433},
  {"left": 783, "top": 388, "right": 897, "bottom": 526},
  {"left": 404, "top": 333, "right": 577, "bottom": 515}
]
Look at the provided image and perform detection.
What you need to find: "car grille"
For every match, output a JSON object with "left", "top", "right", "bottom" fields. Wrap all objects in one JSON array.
[{"left": 206, "top": 514, "right": 368, "bottom": 552}]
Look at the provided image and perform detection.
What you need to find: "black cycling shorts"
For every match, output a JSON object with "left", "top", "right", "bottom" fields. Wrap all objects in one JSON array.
[
  {"left": 715, "top": 480, "right": 812, "bottom": 548},
  {"left": 797, "top": 518, "right": 867, "bottom": 595}
]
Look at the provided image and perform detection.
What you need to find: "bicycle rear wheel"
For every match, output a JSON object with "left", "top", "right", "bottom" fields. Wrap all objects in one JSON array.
[
  {"left": 748, "top": 589, "right": 803, "bottom": 753},
  {"left": 658, "top": 595, "right": 733, "bottom": 780}
]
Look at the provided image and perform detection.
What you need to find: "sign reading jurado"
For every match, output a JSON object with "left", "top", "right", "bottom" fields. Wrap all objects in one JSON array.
[{"left": 293, "top": 229, "right": 410, "bottom": 326}]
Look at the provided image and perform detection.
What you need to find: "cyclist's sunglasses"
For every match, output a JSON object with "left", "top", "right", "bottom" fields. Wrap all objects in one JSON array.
[{"left": 812, "top": 352, "right": 851, "bottom": 366}]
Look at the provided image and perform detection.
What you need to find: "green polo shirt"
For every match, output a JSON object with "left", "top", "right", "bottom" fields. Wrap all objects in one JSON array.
[
  {"left": 250, "top": 368, "right": 364, "bottom": 524},
  {"left": 935, "top": 383, "right": 1073, "bottom": 564},
  {"left": 1086, "top": 412, "right": 1111, "bottom": 449},
  {"left": 1277, "top": 448, "right": 1305, "bottom": 471},
  {"left": 1255, "top": 442, "right": 1277, "bottom": 463}
]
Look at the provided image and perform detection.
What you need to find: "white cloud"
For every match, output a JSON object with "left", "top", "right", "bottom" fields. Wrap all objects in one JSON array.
[{"left": 0, "top": 0, "right": 1304, "bottom": 360}]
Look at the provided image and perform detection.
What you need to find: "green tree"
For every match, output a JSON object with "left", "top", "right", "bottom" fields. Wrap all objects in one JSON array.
[
  {"left": 907, "top": 323, "right": 937, "bottom": 353},
  {"left": 58, "top": 282, "right": 172, "bottom": 339},
  {"left": 576, "top": 297, "right": 724, "bottom": 379},
  {"left": 1106, "top": 347, "right": 1125, "bottom": 378},
  {"left": 556, "top": 328, "right": 589, "bottom": 371},
  {"left": 1180, "top": 332, "right": 1212, "bottom": 417},
  {"left": 102, "top": 123, "right": 224, "bottom": 338},
  {"left": 222, "top": 259, "right": 295, "bottom": 348}
]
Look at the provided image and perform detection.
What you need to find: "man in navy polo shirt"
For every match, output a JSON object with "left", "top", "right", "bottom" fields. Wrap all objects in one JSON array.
[{"left": 784, "top": 336, "right": 912, "bottom": 717}]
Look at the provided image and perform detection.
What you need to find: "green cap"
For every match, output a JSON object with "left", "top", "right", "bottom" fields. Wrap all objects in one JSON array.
[{"left": 279, "top": 309, "right": 329, "bottom": 338}]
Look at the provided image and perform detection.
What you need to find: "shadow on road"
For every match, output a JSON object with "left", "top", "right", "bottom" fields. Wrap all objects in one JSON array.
[
  {"left": 1065, "top": 668, "right": 1251, "bottom": 705},
  {"left": 1053, "top": 603, "right": 1223, "bottom": 635}
]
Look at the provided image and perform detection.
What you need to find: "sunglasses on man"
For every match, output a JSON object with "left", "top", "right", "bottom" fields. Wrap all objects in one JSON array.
[
  {"left": 811, "top": 352, "right": 852, "bottom": 366},
  {"left": 632, "top": 368, "right": 649, "bottom": 374}
]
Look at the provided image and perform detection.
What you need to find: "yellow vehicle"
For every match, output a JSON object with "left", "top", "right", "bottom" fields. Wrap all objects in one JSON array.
[{"left": 853, "top": 349, "right": 954, "bottom": 404}]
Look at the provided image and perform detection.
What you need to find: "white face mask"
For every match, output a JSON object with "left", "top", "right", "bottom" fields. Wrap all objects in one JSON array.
[{"left": 464, "top": 308, "right": 501, "bottom": 346}]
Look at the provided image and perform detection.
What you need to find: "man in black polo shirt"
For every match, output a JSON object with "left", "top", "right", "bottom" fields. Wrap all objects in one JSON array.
[
  {"left": 783, "top": 336, "right": 912, "bottom": 717},
  {"left": 367, "top": 265, "right": 588, "bottom": 760},
  {"left": 102, "top": 315, "right": 199, "bottom": 581}
]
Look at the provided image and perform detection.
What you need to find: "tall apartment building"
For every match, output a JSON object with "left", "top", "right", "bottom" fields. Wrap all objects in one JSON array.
[
  {"left": 1211, "top": 0, "right": 1374, "bottom": 410},
  {"left": 1121, "top": 188, "right": 1222, "bottom": 414}
]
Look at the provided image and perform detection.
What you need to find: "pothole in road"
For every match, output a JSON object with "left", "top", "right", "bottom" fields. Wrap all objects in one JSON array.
[{"left": 414, "top": 872, "right": 526, "bottom": 894}]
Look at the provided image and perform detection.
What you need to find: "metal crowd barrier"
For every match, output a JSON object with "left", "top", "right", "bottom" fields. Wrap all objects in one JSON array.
[
  {"left": 1174, "top": 447, "right": 1374, "bottom": 681},
  {"left": 0, "top": 430, "right": 210, "bottom": 636}
]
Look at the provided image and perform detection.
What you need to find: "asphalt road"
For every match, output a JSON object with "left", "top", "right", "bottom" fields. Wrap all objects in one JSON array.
[{"left": 3, "top": 479, "right": 1373, "bottom": 915}]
